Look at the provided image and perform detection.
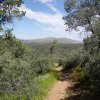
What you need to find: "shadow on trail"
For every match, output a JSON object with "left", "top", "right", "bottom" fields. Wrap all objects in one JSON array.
[
  {"left": 65, "top": 84, "right": 100, "bottom": 100},
  {"left": 58, "top": 68, "right": 100, "bottom": 100},
  {"left": 54, "top": 67, "right": 100, "bottom": 100},
  {"left": 58, "top": 69, "right": 70, "bottom": 81}
]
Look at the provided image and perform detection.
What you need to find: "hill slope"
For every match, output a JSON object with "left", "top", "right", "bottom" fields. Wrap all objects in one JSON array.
[{"left": 22, "top": 37, "right": 80, "bottom": 44}]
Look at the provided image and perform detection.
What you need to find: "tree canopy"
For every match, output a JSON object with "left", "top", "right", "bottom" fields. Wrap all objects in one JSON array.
[
  {"left": 64, "top": 0, "right": 100, "bottom": 33},
  {"left": 0, "top": 0, "right": 25, "bottom": 31},
  {"left": 64, "top": 0, "right": 100, "bottom": 99}
]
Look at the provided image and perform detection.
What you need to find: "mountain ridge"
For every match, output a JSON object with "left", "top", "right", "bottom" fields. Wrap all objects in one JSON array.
[{"left": 22, "top": 37, "right": 81, "bottom": 44}]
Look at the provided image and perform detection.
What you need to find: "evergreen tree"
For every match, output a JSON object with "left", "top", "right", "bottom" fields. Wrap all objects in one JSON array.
[{"left": 0, "top": 0, "right": 25, "bottom": 31}]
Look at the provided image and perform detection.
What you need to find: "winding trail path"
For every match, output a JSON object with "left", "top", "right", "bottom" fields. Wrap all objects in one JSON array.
[{"left": 45, "top": 67, "right": 71, "bottom": 100}]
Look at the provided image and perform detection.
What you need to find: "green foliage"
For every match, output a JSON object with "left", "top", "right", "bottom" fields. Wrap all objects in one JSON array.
[
  {"left": 32, "top": 58, "right": 51, "bottom": 75},
  {"left": 0, "top": 30, "right": 83, "bottom": 100},
  {"left": 64, "top": 0, "right": 100, "bottom": 32},
  {"left": 49, "top": 39, "right": 57, "bottom": 54},
  {"left": 0, "top": 0, "right": 25, "bottom": 30},
  {"left": 28, "top": 42, "right": 82, "bottom": 67},
  {"left": 83, "top": 33, "right": 100, "bottom": 97},
  {"left": 64, "top": 0, "right": 100, "bottom": 98},
  {"left": 85, "top": 51, "right": 100, "bottom": 81},
  {"left": 71, "top": 66, "right": 87, "bottom": 81},
  {"left": 63, "top": 48, "right": 83, "bottom": 70},
  {"left": 0, "top": 30, "right": 37, "bottom": 100},
  {"left": 33, "top": 71, "right": 58, "bottom": 100}
]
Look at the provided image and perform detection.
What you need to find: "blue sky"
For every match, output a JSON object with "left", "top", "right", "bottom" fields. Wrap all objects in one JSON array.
[{"left": 12, "top": 0, "right": 84, "bottom": 41}]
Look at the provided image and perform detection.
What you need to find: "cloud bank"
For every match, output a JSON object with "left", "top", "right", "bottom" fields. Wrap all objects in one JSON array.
[{"left": 19, "top": 0, "right": 83, "bottom": 41}]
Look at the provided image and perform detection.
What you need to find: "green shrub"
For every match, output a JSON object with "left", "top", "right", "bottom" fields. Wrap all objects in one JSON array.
[
  {"left": 32, "top": 72, "right": 58, "bottom": 100},
  {"left": 32, "top": 58, "right": 51, "bottom": 75},
  {"left": 0, "top": 33, "right": 37, "bottom": 100},
  {"left": 71, "top": 66, "right": 87, "bottom": 81},
  {"left": 63, "top": 50, "right": 82, "bottom": 70},
  {"left": 58, "top": 59, "right": 64, "bottom": 66}
]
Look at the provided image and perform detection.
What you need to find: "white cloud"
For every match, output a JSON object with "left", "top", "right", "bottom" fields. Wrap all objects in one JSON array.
[
  {"left": 42, "top": 26, "right": 84, "bottom": 41},
  {"left": 35, "top": 0, "right": 59, "bottom": 12},
  {"left": 37, "top": 0, "right": 53, "bottom": 3},
  {"left": 20, "top": 5, "right": 64, "bottom": 27},
  {"left": 47, "top": 3, "right": 59, "bottom": 12},
  {"left": 20, "top": 4, "right": 84, "bottom": 41}
]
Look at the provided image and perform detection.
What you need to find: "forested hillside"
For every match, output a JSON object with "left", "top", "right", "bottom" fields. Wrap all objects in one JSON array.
[
  {"left": 22, "top": 37, "right": 80, "bottom": 44},
  {"left": 0, "top": 30, "right": 82, "bottom": 100}
]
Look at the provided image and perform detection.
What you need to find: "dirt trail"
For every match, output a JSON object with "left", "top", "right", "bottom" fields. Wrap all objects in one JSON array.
[{"left": 45, "top": 67, "right": 71, "bottom": 100}]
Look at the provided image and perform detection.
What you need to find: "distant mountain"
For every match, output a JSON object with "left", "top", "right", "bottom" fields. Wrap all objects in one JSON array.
[{"left": 22, "top": 37, "right": 80, "bottom": 44}]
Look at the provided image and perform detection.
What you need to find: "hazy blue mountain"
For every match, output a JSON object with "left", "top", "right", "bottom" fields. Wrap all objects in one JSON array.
[{"left": 22, "top": 37, "right": 81, "bottom": 44}]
